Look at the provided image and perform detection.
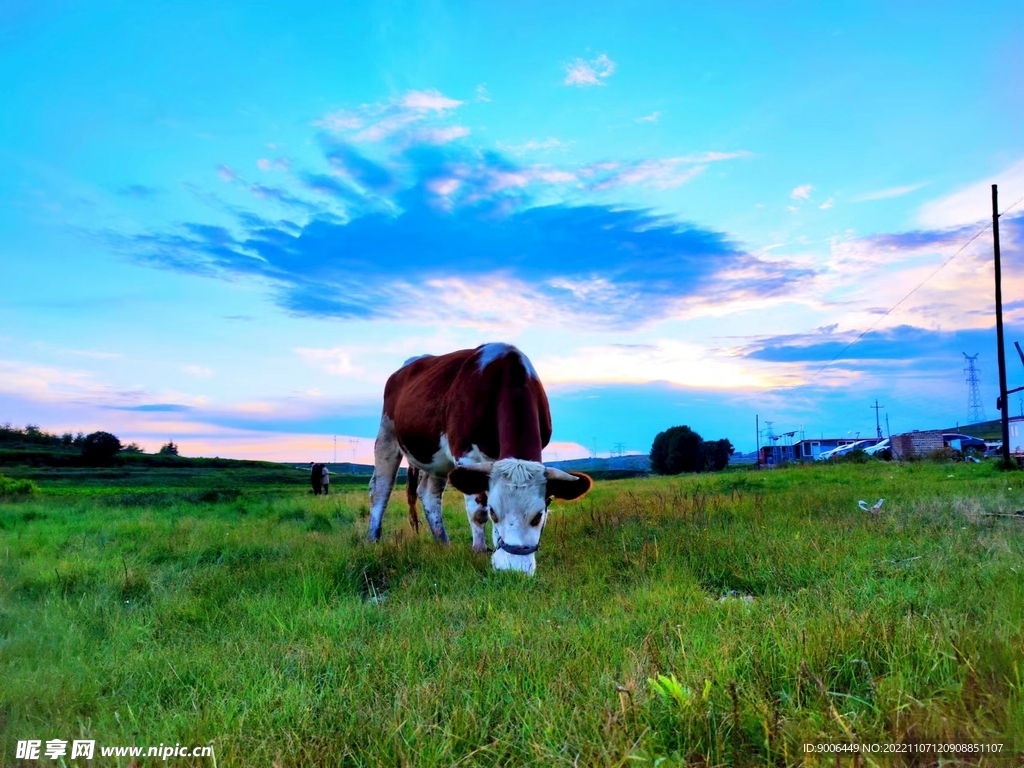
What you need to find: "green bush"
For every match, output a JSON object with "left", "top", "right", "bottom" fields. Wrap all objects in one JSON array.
[
  {"left": 81, "top": 431, "right": 122, "bottom": 466},
  {"left": 0, "top": 473, "right": 39, "bottom": 497}
]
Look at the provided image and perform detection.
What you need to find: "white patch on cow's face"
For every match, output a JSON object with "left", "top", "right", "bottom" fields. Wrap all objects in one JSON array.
[{"left": 485, "top": 458, "right": 548, "bottom": 575}]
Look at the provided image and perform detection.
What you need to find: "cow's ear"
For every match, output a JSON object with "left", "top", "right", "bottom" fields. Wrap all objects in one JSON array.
[
  {"left": 546, "top": 470, "right": 592, "bottom": 501},
  {"left": 448, "top": 465, "right": 492, "bottom": 495}
]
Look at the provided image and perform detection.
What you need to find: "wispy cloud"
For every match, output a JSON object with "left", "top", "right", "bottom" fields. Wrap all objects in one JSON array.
[
  {"left": 256, "top": 158, "right": 291, "bottom": 172},
  {"left": 496, "top": 137, "right": 570, "bottom": 154},
  {"left": 791, "top": 184, "right": 813, "bottom": 200},
  {"left": 314, "top": 89, "right": 466, "bottom": 145},
  {"left": 564, "top": 53, "right": 616, "bottom": 87},
  {"left": 400, "top": 90, "right": 462, "bottom": 111},
  {"left": 109, "top": 94, "right": 774, "bottom": 329},
  {"left": 583, "top": 151, "right": 751, "bottom": 191},
  {"left": 635, "top": 111, "right": 661, "bottom": 123},
  {"left": 853, "top": 182, "right": 928, "bottom": 202},
  {"left": 184, "top": 365, "right": 213, "bottom": 377},
  {"left": 917, "top": 157, "right": 1024, "bottom": 228},
  {"left": 475, "top": 84, "right": 491, "bottom": 102},
  {"left": 818, "top": 197, "right": 834, "bottom": 210},
  {"left": 293, "top": 347, "right": 359, "bottom": 376}
]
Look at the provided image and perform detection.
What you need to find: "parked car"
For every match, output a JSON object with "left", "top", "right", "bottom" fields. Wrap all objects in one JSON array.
[
  {"left": 817, "top": 440, "right": 874, "bottom": 461},
  {"left": 863, "top": 438, "right": 890, "bottom": 457},
  {"left": 942, "top": 433, "right": 987, "bottom": 452}
]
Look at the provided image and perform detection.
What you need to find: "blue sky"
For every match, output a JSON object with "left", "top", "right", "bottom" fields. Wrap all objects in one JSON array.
[{"left": 2, "top": 0, "right": 1024, "bottom": 461}]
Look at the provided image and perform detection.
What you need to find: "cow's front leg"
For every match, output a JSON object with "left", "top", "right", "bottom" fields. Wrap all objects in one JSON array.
[
  {"left": 464, "top": 492, "right": 489, "bottom": 553},
  {"left": 368, "top": 416, "right": 402, "bottom": 541},
  {"left": 419, "top": 473, "right": 450, "bottom": 545}
]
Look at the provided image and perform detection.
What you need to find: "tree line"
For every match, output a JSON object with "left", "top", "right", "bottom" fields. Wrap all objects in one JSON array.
[
  {"left": 649, "top": 425, "right": 734, "bottom": 475},
  {"left": 1, "top": 423, "right": 179, "bottom": 465}
]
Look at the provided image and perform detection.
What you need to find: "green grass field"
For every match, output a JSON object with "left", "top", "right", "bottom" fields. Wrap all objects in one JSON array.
[{"left": 1, "top": 461, "right": 1023, "bottom": 766}]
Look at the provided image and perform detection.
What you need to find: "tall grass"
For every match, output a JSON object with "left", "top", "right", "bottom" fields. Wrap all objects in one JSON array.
[{"left": 1, "top": 461, "right": 1022, "bottom": 765}]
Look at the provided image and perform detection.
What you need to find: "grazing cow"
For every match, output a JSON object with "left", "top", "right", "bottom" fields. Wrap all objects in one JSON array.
[
  {"left": 369, "top": 343, "right": 592, "bottom": 574},
  {"left": 310, "top": 461, "right": 323, "bottom": 495}
]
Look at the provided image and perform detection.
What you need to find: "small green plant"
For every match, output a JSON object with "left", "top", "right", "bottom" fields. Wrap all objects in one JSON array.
[
  {"left": 305, "top": 513, "right": 333, "bottom": 533},
  {"left": 0, "top": 473, "right": 38, "bottom": 497}
]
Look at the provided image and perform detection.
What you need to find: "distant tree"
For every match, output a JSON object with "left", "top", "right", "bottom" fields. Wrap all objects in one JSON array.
[
  {"left": 61, "top": 432, "right": 74, "bottom": 446},
  {"left": 158, "top": 441, "right": 179, "bottom": 456},
  {"left": 650, "top": 425, "right": 704, "bottom": 474},
  {"left": 121, "top": 442, "right": 145, "bottom": 454},
  {"left": 73, "top": 432, "right": 86, "bottom": 446},
  {"left": 702, "top": 438, "right": 735, "bottom": 472},
  {"left": 81, "top": 431, "right": 122, "bottom": 465}
]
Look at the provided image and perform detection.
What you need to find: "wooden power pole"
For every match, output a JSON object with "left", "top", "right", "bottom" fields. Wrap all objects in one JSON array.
[{"left": 993, "top": 184, "right": 1011, "bottom": 465}]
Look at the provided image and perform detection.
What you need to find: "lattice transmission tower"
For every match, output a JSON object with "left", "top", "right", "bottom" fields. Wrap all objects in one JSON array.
[{"left": 963, "top": 353, "right": 986, "bottom": 424}]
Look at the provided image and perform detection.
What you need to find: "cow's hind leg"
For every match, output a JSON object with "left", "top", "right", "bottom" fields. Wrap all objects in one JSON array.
[
  {"left": 419, "top": 473, "right": 450, "bottom": 545},
  {"left": 368, "top": 416, "right": 402, "bottom": 541},
  {"left": 406, "top": 466, "right": 420, "bottom": 533},
  {"left": 464, "top": 492, "right": 489, "bottom": 553}
]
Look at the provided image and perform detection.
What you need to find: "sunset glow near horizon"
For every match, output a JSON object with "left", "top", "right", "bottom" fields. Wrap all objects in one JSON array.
[{"left": 3, "top": 2, "right": 1024, "bottom": 461}]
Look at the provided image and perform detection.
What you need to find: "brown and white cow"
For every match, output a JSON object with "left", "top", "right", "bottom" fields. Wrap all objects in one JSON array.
[{"left": 369, "top": 343, "right": 592, "bottom": 574}]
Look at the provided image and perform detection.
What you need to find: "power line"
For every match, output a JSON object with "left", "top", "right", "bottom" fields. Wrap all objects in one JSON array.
[{"left": 799, "top": 192, "right": 1024, "bottom": 388}]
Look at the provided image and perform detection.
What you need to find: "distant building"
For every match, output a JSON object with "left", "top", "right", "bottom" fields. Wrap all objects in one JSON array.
[
  {"left": 760, "top": 437, "right": 879, "bottom": 465},
  {"left": 1007, "top": 417, "right": 1024, "bottom": 456},
  {"left": 891, "top": 430, "right": 944, "bottom": 459}
]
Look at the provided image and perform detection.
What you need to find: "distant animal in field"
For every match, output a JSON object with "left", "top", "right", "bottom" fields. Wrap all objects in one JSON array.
[
  {"left": 310, "top": 462, "right": 324, "bottom": 495},
  {"left": 369, "top": 343, "right": 592, "bottom": 574}
]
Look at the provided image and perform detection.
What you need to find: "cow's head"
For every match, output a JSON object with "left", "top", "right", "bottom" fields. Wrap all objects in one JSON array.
[{"left": 448, "top": 458, "right": 592, "bottom": 575}]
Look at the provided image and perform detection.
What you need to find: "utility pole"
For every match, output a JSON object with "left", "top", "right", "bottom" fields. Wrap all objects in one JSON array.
[
  {"left": 333, "top": 435, "right": 337, "bottom": 464},
  {"left": 885, "top": 413, "right": 891, "bottom": 440},
  {"left": 756, "top": 415, "right": 760, "bottom": 469},
  {"left": 871, "top": 399, "right": 884, "bottom": 439},
  {"left": 993, "top": 184, "right": 1010, "bottom": 465}
]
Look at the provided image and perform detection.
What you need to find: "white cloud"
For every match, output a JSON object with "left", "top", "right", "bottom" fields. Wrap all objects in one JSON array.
[
  {"left": 589, "top": 160, "right": 706, "bottom": 191},
  {"left": 495, "top": 137, "right": 570, "bottom": 154},
  {"left": 635, "top": 111, "right": 661, "bottom": 123},
  {"left": 293, "top": 347, "right": 360, "bottom": 376},
  {"left": 819, "top": 198, "right": 834, "bottom": 210},
  {"left": 578, "top": 151, "right": 750, "bottom": 191},
  {"left": 256, "top": 158, "right": 291, "bottom": 172},
  {"left": 411, "top": 125, "right": 470, "bottom": 144},
  {"left": 791, "top": 184, "right": 813, "bottom": 200},
  {"left": 400, "top": 89, "right": 463, "bottom": 112},
  {"left": 853, "top": 182, "right": 928, "bottom": 202},
  {"left": 475, "top": 84, "right": 491, "bottom": 102},
  {"left": 564, "top": 53, "right": 617, "bottom": 87},
  {"left": 315, "top": 89, "right": 464, "bottom": 144},
  {"left": 917, "top": 157, "right": 1024, "bottom": 228},
  {"left": 313, "top": 111, "right": 365, "bottom": 131},
  {"left": 535, "top": 340, "right": 778, "bottom": 389}
]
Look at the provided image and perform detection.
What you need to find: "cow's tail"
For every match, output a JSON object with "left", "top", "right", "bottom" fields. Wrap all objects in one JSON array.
[{"left": 406, "top": 466, "right": 420, "bottom": 534}]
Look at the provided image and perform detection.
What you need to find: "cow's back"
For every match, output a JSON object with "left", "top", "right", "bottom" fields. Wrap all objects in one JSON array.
[{"left": 382, "top": 345, "right": 551, "bottom": 467}]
